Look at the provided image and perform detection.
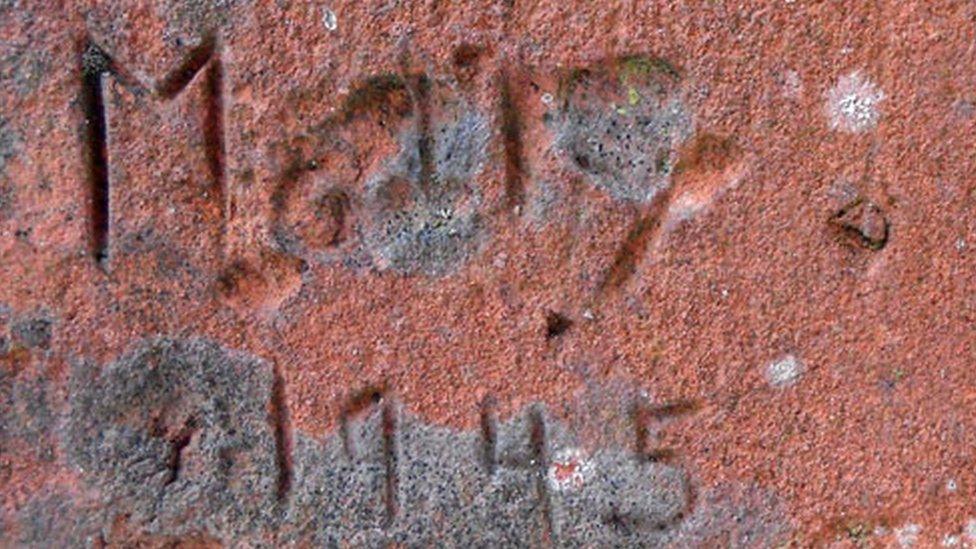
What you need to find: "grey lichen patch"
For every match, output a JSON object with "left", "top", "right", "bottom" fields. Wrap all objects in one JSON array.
[
  {"left": 670, "top": 483, "right": 791, "bottom": 547},
  {"left": 550, "top": 449, "right": 690, "bottom": 546},
  {"left": 362, "top": 108, "right": 490, "bottom": 277},
  {"left": 30, "top": 348, "right": 791, "bottom": 545},
  {"left": 65, "top": 337, "right": 279, "bottom": 543},
  {"left": 552, "top": 55, "right": 694, "bottom": 203},
  {"left": 280, "top": 391, "right": 789, "bottom": 546},
  {"left": 283, "top": 406, "right": 544, "bottom": 546}
]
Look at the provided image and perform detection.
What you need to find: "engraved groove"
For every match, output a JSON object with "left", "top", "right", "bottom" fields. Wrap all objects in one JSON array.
[
  {"left": 598, "top": 184, "right": 674, "bottom": 294},
  {"left": 80, "top": 35, "right": 224, "bottom": 267},
  {"left": 529, "top": 405, "right": 555, "bottom": 546},
  {"left": 203, "top": 53, "right": 225, "bottom": 205},
  {"left": 632, "top": 397, "right": 700, "bottom": 463},
  {"left": 498, "top": 69, "right": 526, "bottom": 212},
  {"left": 339, "top": 386, "right": 384, "bottom": 460},
  {"left": 270, "top": 363, "right": 293, "bottom": 503},
  {"left": 81, "top": 44, "right": 110, "bottom": 267},
  {"left": 382, "top": 397, "right": 399, "bottom": 528},
  {"left": 480, "top": 396, "right": 498, "bottom": 475}
]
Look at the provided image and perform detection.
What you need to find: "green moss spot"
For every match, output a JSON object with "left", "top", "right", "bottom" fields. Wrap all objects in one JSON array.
[
  {"left": 618, "top": 55, "right": 679, "bottom": 86},
  {"left": 627, "top": 87, "right": 641, "bottom": 106}
]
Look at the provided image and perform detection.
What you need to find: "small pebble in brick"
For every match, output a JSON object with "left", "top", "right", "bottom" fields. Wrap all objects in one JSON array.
[{"left": 322, "top": 8, "right": 338, "bottom": 31}]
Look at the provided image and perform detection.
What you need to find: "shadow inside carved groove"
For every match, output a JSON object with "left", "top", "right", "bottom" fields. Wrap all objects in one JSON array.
[
  {"left": 339, "top": 386, "right": 386, "bottom": 459},
  {"left": 598, "top": 196, "right": 673, "bottom": 293},
  {"left": 830, "top": 197, "right": 890, "bottom": 251},
  {"left": 81, "top": 44, "right": 110, "bottom": 267},
  {"left": 498, "top": 68, "right": 526, "bottom": 213},
  {"left": 544, "top": 310, "right": 572, "bottom": 339}
]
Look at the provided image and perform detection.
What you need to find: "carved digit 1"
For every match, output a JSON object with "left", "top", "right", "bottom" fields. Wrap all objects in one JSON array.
[
  {"left": 81, "top": 36, "right": 224, "bottom": 269},
  {"left": 633, "top": 398, "right": 699, "bottom": 462}
]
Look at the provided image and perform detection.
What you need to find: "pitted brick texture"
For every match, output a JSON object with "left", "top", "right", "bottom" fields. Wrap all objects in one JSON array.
[{"left": 3, "top": 1, "right": 976, "bottom": 546}]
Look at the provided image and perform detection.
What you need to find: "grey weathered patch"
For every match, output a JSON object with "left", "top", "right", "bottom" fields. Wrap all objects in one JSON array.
[
  {"left": 64, "top": 337, "right": 279, "bottom": 543},
  {"left": 526, "top": 179, "right": 561, "bottom": 228},
  {"left": 0, "top": 117, "right": 19, "bottom": 175},
  {"left": 0, "top": 39, "right": 50, "bottom": 98},
  {"left": 670, "top": 483, "right": 792, "bottom": 547},
  {"left": 7, "top": 491, "right": 100, "bottom": 548},
  {"left": 0, "top": 181, "right": 13, "bottom": 219},
  {"left": 42, "top": 340, "right": 789, "bottom": 545},
  {"left": 362, "top": 109, "right": 489, "bottom": 276},
  {"left": 273, "top": 75, "right": 489, "bottom": 277},
  {"left": 0, "top": 372, "right": 56, "bottom": 464},
  {"left": 279, "top": 393, "right": 786, "bottom": 546},
  {"left": 0, "top": 117, "right": 17, "bottom": 239},
  {"left": 552, "top": 57, "right": 693, "bottom": 203},
  {"left": 10, "top": 315, "right": 52, "bottom": 350},
  {"left": 549, "top": 449, "right": 691, "bottom": 546}
]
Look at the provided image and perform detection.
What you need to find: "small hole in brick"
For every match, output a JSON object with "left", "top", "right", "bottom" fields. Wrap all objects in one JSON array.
[
  {"left": 453, "top": 43, "right": 481, "bottom": 68},
  {"left": 545, "top": 311, "right": 572, "bottom": 339}
]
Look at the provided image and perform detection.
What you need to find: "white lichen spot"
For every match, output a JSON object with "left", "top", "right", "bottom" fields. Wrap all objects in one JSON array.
[
  {"left": 947, "top": 478, "right": 958, "bottom": 492},
  {"left": 765, "top": 354, "right": 804, "bottom": 388},
  {"left": 964, "top": 518, "right": 976, "bottom": 542},
  {"left": 825, "top": 71, "right": 885, "bottom": 133},
  {"left": 322, "top": 7, "right": 338, "bottom": 31},
  {"left": 547, "top": 447, "right": 593, "bottom": 492},
  {"left": 942, "top": 533, "right": 960, "bottom": 547},
  {"left": 895, "top": 523, "right": 922, "bottom": 547},
  {"left": 541, "top": 93, "right": 554, "bottom": 106},
  {"left": 783, "top": 69, "right": 802, "bottom": 99}
]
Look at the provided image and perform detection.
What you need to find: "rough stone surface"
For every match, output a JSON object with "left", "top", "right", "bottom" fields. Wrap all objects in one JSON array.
[{"left": 3, "top": 0, "right": 976, "bottom": 546}]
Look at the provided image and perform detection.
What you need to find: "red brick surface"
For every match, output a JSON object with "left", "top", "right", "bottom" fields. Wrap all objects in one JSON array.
[{"left": 2, "top": 1, "right": 976, "bottom": 546}]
